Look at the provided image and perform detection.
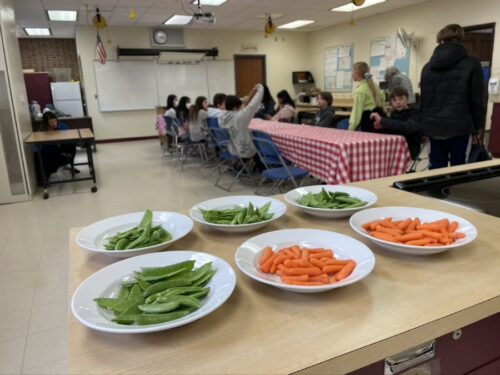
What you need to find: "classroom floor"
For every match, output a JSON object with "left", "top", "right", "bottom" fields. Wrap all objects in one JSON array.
[{"left": 0, "top": 139, "right": 257, "bottom": 375}]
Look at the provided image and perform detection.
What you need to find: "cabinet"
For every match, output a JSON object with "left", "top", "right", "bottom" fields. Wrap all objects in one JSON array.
[{"left": 349, "top": 313, "right": 500, "bottom": 375}]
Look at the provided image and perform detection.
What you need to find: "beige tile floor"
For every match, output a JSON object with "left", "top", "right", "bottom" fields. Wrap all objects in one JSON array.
[{"left": 0, "top": 140, "right": 257, "bottom": 375}]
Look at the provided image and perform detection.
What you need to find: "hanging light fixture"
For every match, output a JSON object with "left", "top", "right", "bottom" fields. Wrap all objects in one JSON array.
[{"left": 129, "top": 0, "right": 137, "bottom": 20}]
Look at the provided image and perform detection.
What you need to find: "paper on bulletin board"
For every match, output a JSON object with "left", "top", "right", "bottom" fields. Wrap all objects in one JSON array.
[
  {"left": 335, "top": 71, "right": 345, "bottom": 89},
  {"left": 370, "top": 40, "right": 386, "bottom": 56},
  {"left": 338, "top": 46, "right": 350, "bottom": 58}
]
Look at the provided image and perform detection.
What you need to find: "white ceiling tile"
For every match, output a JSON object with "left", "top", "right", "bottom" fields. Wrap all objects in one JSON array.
[{"left": 14, "top": 0, "right": 433, "bottom": 34}]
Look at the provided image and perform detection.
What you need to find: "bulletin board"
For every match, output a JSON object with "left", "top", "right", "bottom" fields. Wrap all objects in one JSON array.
[
  {"left": 369, "top": 36, "right": 410, "bottom": 82},
  {"left": 324, "top": 44, "right": 354, "bottom": 92}
]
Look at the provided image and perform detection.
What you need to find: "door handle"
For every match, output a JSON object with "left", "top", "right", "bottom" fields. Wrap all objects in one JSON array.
[{"left": 384, "top": 340, "right": 436, "bottom": 375}]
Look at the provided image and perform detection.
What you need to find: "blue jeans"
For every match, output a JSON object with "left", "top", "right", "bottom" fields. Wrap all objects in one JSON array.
[{"left": 429, "top": 135, "right": 471, "bottom": 169}]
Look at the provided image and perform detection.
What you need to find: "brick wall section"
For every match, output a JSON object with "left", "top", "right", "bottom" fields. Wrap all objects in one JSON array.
[{"left": 18, "top": 38, "right": 80, "bottom": 81}]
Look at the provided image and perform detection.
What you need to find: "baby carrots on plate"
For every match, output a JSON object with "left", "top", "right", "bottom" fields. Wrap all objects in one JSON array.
[
  {"left": 259, "top": 246, "right": 356, "bottom": 286},
  {"left": 362, "top": 217, "right": 465, "bottom": 247}
]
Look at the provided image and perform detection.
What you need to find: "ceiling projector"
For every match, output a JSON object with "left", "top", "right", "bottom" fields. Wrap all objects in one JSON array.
[{"left": 193, "top": 12, "right": 216, "bottom": 24}]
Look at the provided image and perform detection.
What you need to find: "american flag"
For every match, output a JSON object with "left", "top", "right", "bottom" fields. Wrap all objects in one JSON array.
[{"left": 96, "top": 32, "right": 107, "bottom": 65}]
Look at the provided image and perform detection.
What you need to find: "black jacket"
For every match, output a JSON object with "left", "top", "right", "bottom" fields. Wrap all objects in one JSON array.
[
  {"left": 380, "top": 105, "right": 423, "bottom": 160},
  {"left": 420, "top": 42, "right": 485, "bottom": 138},
  {"left": 315, "top": 107, "right": 336, "bottom": 128}
]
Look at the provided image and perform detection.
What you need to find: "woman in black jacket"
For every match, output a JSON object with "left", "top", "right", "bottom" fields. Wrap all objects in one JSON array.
[{"left": 420, "top": 24, "right": 484, "bottom": 169}]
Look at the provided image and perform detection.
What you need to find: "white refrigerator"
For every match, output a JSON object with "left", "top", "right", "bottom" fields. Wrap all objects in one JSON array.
[{"left": 51, "top": 82, "right": 84, "bottom": 117}]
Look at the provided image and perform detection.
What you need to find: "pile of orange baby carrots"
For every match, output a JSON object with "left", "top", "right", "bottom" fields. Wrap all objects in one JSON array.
[
  {"left": 259, "top": 246, "right": 356, "bottom": 286},
  {"left": 362, "top": 217, "right": 465, "bottom": 246}
]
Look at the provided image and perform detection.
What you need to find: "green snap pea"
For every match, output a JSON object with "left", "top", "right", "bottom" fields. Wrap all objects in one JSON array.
[
  {"left": 135, "top": 311, "right": 190, "bottom": 325},
  {"left": 95, "top": 261, "right": 216, "bottom": 326},
  {"left": 103, "top": 210, "right": 172, "bottom": 251},
  {"left": 297, "top": 188, "right": 368, "bottom": 210},
  {"left": 201, "top": 201, "right": 274, "bottom": 225},
  {"left": 140, "top": 260, "right": 195, "bottom": 281},
  {"left": 143, "top": 279, "right": 192, "bottom": 298},
  {"left": 94, "top": 297, "right": 118, "bottom": 310},
  {"left": 138, "top": 301, "right": 180, "bottom": 314}
]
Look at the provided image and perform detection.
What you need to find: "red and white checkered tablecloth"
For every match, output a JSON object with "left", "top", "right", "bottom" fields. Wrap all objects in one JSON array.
[{"left": 249, "top": 119, "right": 412, "bottom": 185}]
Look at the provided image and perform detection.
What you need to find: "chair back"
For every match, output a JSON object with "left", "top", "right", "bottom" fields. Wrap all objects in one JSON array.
[
  {"left": 251, "top": 130, "right": 272, "bottom": 141},
  {"left": 210, "top": 127, "right": 230, "bottom": 146},
  {"left": 207, "top": 117, "right": 220, "bottom": 129},
  {"left": 337, "top": 118, "right": 349, "bottom": 130},
  {"left": 252, "top": 136, "right": 289, "bottom": 171}
]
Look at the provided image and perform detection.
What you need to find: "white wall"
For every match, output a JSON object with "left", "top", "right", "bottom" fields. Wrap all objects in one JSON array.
[
  {"left": 307, "top": 0, "right": 500, "bottom": 127},
  {"left": 76, "top": 26, "right": 309, "bottom": 140}
]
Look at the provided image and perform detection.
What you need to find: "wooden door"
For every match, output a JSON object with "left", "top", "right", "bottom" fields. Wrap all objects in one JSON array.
[
  {"left": 463, "top": 23, "right": 496, "bottom": 136},
  {"left": 234, "top": 55, "right": 266, "bottom": 97}
]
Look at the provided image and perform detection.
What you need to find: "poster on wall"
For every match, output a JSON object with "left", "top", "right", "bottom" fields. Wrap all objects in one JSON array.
[
  {"left": 369, "top": 36, "right": 410, "bottom": 82},
  {"left": 324, "top": 44, "right": 353, "bottom": 92}
]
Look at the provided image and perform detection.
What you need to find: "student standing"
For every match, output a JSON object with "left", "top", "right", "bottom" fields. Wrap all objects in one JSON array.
[
  {"left": 272, "top": 90, "right": 296, "bottom": 123},
  {"left": 313, "top": 92, "right": 336, "bottom": 128},
  {"left": 188, "top": 96, "right": 209, "bottom": 142},
  {"left": 385, "top": 67, "right": 416, "bottom": 104},
  {"left": 349, "top": 62, "right": 385, "bottom": 131},
  {"left": 254, "top": 85, "right": 275, "bottom": 120},
  {"left": 220, "top": 84, "right": 264, "bottom": 158},
  {"left": 420, "top": 24, "right": 484, "bottom": 169},
  {"left": 207, "top": 93, "right": 226, "bottom": 119}
]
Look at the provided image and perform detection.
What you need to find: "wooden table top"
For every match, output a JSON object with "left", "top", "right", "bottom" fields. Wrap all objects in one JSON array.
[
  {"left": 25, "top": 128, "right": 94, "bottom": 143},
  {"left": 78, "top": 128, "right": 95, "bottom": 139},
  {"left": 25, "top": 129, "right": 80, "bottom": 143},
  {"left": 68, "top": 160, "right": 500, "bottom": 374}
]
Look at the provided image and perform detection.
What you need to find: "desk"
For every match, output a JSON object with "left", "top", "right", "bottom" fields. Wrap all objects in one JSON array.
[
  {"left": 250, "top": 120, "right": 411, "bottom": 184},
  {"left": 25, "top": 128, "right": 98, "bottom": 199},
  {"left": 68, "top": 160, "right": 500, "bottom": 374}
]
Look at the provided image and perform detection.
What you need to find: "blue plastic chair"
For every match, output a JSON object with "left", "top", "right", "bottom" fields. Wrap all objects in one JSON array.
[
  {"left": 252, "top": 136, "right": 309, "bottom": 196},
  {"left": 210, "top": 128, "right": 255, "bottom": 191},
  {"left": 337, "top": 118, "right": 349, "bottom": 130},
  {"left": 207, "top": 117, "right": 220, "bottom": 129},
  {"left": 251, "top": 130, "right": 291, "bottom": 167}
]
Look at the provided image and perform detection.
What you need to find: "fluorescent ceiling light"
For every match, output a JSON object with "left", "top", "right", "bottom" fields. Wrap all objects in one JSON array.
[
  {"left": 164, "top": 15, "right": 193, "bottom": 25},
  {"left": 24, "top": 28, "right": 51, "bottom": 36},
  {"left": 191, "top": 0, "right": 227, "bottom": 5},
  {"left": 331, "top": 0, "right": 386, "bottom": 12},
  {"left": 47, "top": 10, "right": 77, "bottom": 21},
  {"left": 278, "top": 20, "right": 314, "bottom": 29}
]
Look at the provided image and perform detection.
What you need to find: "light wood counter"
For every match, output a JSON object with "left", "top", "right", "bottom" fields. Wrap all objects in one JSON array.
[
  {"left": 68, "top": 160, "right": 500, "bottom": 374},
  {"left": 25, "top": 129, "right": 80, "bottom": 143}
]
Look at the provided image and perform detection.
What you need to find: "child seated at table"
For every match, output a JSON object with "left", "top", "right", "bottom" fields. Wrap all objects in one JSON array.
[
  {"left": 188, "top": 96, "right": 209, "bottom": 142},
  {"left": 37, "top": 112, "right": 78, "bottom": 179},
  {"left": 208, "top": 93, "right": 226, "bottom": 119},
  {"left": 220, "top": 84, "right": 264, "bottom": 169},
  {"left": 370, "top": 87, "right": 422, "bottom": 160},
  {"left": 313, "top": 92, "right": 336, "bottom": 128},
  {"left": 272, "top": 90, "right": 296, "bottom": 123}
]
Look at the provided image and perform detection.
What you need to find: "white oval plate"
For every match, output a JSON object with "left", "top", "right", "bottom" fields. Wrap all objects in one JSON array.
[
  {"left": 190, "top": 196, "right": 287, "bottom": 233},
  {"left": 71, "top": 251, "right": 236, "bottom": 333},
  {"left": 76, "top": 211, "right": 193, "bottom": 258},
  {"left": 285, "top": 185, "right": 377, "bottom": 218},
  {"left": 235, "top": 229, "right": 375, "bottom": 293},
  {"left": 350, "top": 207, "right": 478, "bottom": 255}
]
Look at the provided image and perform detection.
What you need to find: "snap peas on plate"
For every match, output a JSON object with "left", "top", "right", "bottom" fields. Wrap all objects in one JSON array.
[
  {"left": 200, "top": 202, "right": 274, "bottom": 225},
  {"left": 297, "top": 189, "right": 367, "bottom": 209},
  {"left": 94, "top": 260, "right": 217, "bottom": 326},
  {"left": 104, "top": 209, "right": 172, "bottom": 250}
]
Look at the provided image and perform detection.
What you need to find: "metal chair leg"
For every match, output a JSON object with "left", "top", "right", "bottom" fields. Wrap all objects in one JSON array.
[{"left": 255, "top": 176, "right": 267, "bottom": 195}]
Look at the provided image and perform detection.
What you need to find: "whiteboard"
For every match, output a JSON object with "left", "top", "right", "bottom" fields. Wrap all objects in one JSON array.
[
  {"left": 206, "top": 60, "right": 236, "bottom": 99},
  {"left": 94, "top": 61, "right": 158, "bottom": 112},
  {"left": 93, "top": 60, "right": 235, "bottom": 112},
  {"left": 156, "top": 63, "right": 209, "bottom": 104}
]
